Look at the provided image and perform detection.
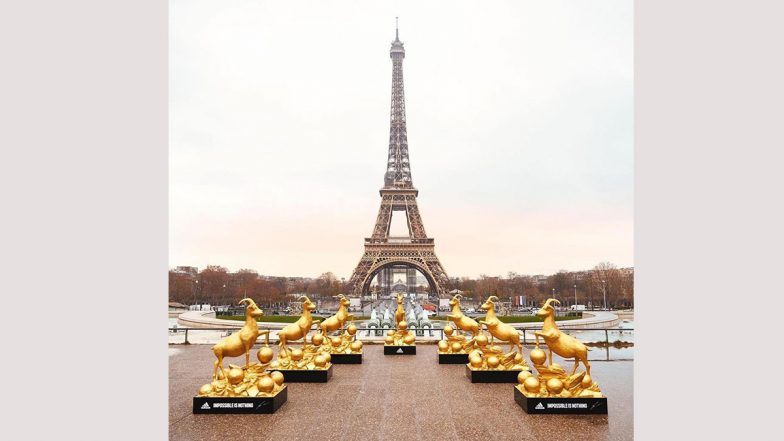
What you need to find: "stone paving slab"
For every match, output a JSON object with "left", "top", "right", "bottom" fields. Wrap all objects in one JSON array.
[{"left": 169, "top": 344, "right": 633, "bottom": 441}]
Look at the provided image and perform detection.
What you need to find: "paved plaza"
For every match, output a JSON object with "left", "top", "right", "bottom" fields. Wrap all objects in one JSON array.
[{"left": 170, "top": 344, "right": 633, "bottom": 440}]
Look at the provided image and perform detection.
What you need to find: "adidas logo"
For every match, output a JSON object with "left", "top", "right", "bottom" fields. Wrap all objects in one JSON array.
[
  {"left": 535, "top": 402, "right": 545, "bottom": 410},
  {"left": 201, "top": 402, "right": 211, "bottom": 410},
  {"left": 396, "top": 348, "right": 403, "bottom": 354}
]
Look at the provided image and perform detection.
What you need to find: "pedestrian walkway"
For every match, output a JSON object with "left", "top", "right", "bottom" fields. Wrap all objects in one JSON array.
[{"left": 169, "top": 344, "right": 633, "bottom": 440}]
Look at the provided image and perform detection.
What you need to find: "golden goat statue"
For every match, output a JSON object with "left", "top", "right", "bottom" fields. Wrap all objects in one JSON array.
[
  {"left": 320, "top": 294, "right": 355, "bottom": 337},
  {"left": 446, "top": 294, "right": 481, "bottom": 336},
  {"left": 479, "top": 295, "right": 522, "bottom": 353},
  {"left": 277, "top": 295, "right": 320, "bottom": 356},
  {"left": 211, "top": 298, "right": 269, "bottom": 380},
  {"left": 394, "top": 293, "right": 405, "bottom": 325},
  {"left": 534, "top": 298, "right": 591, "bottom": 376}
]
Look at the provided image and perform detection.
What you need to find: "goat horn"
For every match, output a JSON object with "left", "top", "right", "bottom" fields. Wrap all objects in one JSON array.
[
  {"left": 453, "top": 294, "right": 463, "bottom": 300},
  {"left": 238, "top": 298, "right": 256, "bottom": 307},
  {"left": 487, "top": 296, "right": 499, "bottom": 303},
  {"left": 542, "top": 298, "right": 560, "bottom": 309},
  {"left": 298, "top": 295, "right": 310, "bottom": 302}
]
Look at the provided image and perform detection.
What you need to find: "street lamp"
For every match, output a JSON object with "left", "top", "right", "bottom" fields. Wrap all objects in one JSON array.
[
  {"left": 574, "top": 283, "right": 577, "bottom": 308},
  {"left": 193, "top": 279, "right": 199, "bottom": 309},
  {"left": 602, "top": 279, "right": 607, "bottom": 310}
]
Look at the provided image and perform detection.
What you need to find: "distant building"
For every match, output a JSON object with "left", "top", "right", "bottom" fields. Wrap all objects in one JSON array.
[
  {"left": 168, "top": 301, "right": 188, "bottom": 311},
  {"left": 173, "top": 266, "right": 198, "bottom": 276},
  {"left": 572, "top": 271, "right": 590, "bottom": 281}
]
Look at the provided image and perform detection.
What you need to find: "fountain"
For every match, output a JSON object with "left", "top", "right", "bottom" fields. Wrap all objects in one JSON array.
[
  {"left": 404, "top": 301, "right": 434, "bottom": 337},
  {"left": 364, "top": 294, "right": 434, "bottom": 337}
]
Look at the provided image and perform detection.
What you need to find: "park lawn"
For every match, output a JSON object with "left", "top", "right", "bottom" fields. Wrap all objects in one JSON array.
[
  {"left": 429, "top": 315, "right": 582, "bottom": 323},
  {"left": 215, "top": 315, "right": 370, "bottom": 323},
  {"left": 216, "top": 315, "right": 326, "bottom": 323}
]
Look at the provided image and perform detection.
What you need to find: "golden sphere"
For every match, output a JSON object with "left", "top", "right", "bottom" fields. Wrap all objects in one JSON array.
[
  {"left": 546, "top": 378, "right": 564, "bottom": 394},
  {"left": 403, "top": 334, "right": 415, "bottom": 345},
  {"left": 468, "top": 349, "right": 482, "bottom": 360},
  {"left": 331, "top": 336, "right": 342, "bottom": 347},
  {"left": 438, "top": 340, "right": 449, "bottom": 352},
  {"left": 350, "top": 341, "right": 363, "bottom": 352},
  {"left": 269, "top": 360, "right": 280, "bottom": 369},
  {"left": 257, "top": 376, "right": 275, "bottom": 393},
  {"left": 322, "top": 352, "right": 331, "bottom": 363},
  {"left": 487, "top": 355, "right": 500, "bottom": 369},
  {"left": 270, "top": 371, "right": 285, "bottom": 386},
  {"left": 227, "top": 368, "right": 244, "bottom": 385},
  {"left": 385, "top": 336, "right": 394, "bottom": 344},
  {"left": 314, "top": 355, "right": 327, "bottom": 367},
  {"left": 398, "top": 321, "right": 408, "bottom": 330},
  {"left": 443, "top": 325, "right": 454, "bottom": 336},
  {"left": 290, "top": 349, "right": 303, "bottom": 361},
  {"left": 530, "top": 348, "right": 547, "bottom": 365},
  {"left": 257, "top": 347, "right": 274, "bottom": 363},
  {"left": 523, "top": 376, "right": 540, "bottom": 393},
  {"left": 386, "top": 330, "right": 395, "bottom": 337},
  {"left": 475, "top": 335, "right": 488, "bottom": 347},
  {"left": 198, "top": 383, "right": 213, "bottom": 395},
  {"left": 312, "top": 333, "right": 324, "bottom": 346},
  {"left": 451, "top": 342, "right": 463, "bottom": 353},
  {"left": 581, "top": 374, "right": 593, "bottom": 388},
  {"left": 469, "top": 354, "right": 483, "bottom": 368},
  {"left": 347, "top": 324, "right": 357, "bottom": 335},
  {"left": 513, "top": 352, "right": 523, "bottom": 364},
  {"left": 517, "top": 371, "right": 532, "bottom": 384}
]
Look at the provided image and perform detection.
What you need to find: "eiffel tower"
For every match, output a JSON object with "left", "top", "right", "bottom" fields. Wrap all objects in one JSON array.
[{"left": 348, "top": 20, "right": 450, "bottom": 300}]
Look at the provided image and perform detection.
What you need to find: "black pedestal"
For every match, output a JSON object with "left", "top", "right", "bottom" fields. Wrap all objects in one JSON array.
[
  {"left": 193, "top": 386, "right": 287, "bottom": 414},
  {"left": 268, "top": 364, "right": 332, "bottom": 382},
  {"left": 330, "top": 353, "right": 362, "bottom": 364},
  {"left": 438, "top": 353, "right": 468, "bottom": 364},
  {"left": 514, "top": 386, "right": 608, "bottom": 414},
  {"left": 465, "top": 365, "right": 525, "bottom": 383},
  {"left": 384, "top": 345, "right": 416, "bottom": 355}
]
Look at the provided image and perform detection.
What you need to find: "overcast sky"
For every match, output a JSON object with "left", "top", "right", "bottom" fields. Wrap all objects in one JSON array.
[{"left": 170, "top": 0, "right": 633, "bottom": 279}]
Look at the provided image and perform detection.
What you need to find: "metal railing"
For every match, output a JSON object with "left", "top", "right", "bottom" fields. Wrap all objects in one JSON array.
[{"left": 169, "top": 325, "right": 633, "bottom": 361}]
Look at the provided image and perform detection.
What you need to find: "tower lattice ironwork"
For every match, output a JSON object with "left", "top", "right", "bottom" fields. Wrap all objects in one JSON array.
[{"left": 348, "top": 21, "right": 450, "bottom": 299}]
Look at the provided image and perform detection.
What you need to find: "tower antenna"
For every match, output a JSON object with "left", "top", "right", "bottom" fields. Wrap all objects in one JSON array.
[{"left": 396, "top": 17, "right": 399, "bottom": 40}]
